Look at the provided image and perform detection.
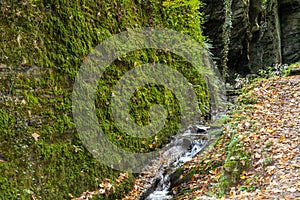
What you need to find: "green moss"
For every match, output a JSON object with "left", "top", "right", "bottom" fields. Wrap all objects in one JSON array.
[{"left": 0, "top": 0, "right": 210, "bottom": 199}]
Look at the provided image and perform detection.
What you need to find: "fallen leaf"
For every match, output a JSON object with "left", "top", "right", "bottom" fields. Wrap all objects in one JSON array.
[
  {"left": 287, "top": 187, "right": 297, "bottom": 193},
  {"left": 32, "top": 133, "right": 40, "bottom": 141}
]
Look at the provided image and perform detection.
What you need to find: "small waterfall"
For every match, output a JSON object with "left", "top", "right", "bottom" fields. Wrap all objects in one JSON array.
[{"left": 143, "top": 125, "right": 211, "bottom": 200}]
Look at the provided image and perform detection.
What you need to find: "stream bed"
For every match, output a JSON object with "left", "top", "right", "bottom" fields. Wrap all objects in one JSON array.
[{"left": 135, "top": 124, "right": 216, "bottom": 200}]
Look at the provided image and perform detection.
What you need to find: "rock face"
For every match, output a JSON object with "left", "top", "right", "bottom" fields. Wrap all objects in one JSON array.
[
  {"left": 248, "top": 0, "right": 282, "bottom": 73},
  {"left": 201, "top": 0, "right": 225, "bottom": 71},
  {"left": 202, "top": 0, "right": 300, "bottom": 77},
  {"left": 279, "top": 0, "right": 300, "bottom": 64}
]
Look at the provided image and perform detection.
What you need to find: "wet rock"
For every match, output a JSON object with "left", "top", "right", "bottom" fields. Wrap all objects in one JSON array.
[
  {"left": 0, "top": 154, "right": 6, "bottom": 162},
  {"left": 139, "top": 178, "right": 160, "bottom": 200},
  {"left": 195, "top": 125, "right": 210, "bottom": 133},
  {"left": 168, "top": 168, "right": 190, "bottom": 189}
]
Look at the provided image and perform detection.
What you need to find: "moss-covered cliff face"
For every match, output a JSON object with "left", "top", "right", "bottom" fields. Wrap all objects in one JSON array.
[
  {"left": 202, "top": 0, "right": 300, "bottom": 77},
  {"left": 0, "top": 0, "right": 210, "bottom": 199}
]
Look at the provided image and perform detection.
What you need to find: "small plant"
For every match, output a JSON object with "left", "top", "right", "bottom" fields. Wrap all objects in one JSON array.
[
  {"left": 257, "top": 63, "right": 289, "bottom": 78},
  {"left": 229, "top": 63, "right": 290, "bottom": 92},
  {"left": 262, "top": 156, "right": 273, "bottom": 166},
  {"left": 265, "top": 139, "right": 273, "bottom": 148},
  {"left": 237, "top": 91, "right": 258, "bottom": 105}
]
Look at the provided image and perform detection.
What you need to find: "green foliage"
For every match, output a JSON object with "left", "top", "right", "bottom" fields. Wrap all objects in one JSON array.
[
  {"left": 256, "top": 64, "right": 288, "bottom": 78},
  {"left": 238, "top": 90, "right": 258, "bottom": 105},
  {"left": 219, "top": 133, "right": 250, "bottom": 193},
  {"left": 0, "top": 0, "right": 209, "bottom": 199},
  {"left": 153, "top": 0, "right": 206, "bottom": 41},
  {"left": 0, "top": 109, "right": 13, "bottom": 130}
]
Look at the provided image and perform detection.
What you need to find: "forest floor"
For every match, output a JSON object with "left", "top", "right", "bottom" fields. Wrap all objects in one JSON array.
[
  {"left": 173, "top": 74, "right": 300, "bottom": 199},
  {"left": 123, "top": 72, "right": 300, "bottom": 200}
]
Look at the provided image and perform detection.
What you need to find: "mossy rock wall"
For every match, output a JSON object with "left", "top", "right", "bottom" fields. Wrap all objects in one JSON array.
[{"left": 0, "top": 0, "right": 210, "bottom": 199}]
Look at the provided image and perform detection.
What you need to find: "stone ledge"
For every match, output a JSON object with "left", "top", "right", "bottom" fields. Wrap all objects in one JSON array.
[{"left": 290, "top": 67, "right": 300, "bottom": 76}]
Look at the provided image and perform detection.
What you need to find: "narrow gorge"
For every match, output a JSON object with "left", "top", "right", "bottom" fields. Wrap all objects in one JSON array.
[{"left": 0, "top": 0, "right": 299, "bottom": 199}]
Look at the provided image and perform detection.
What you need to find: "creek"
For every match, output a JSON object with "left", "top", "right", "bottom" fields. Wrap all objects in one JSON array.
[{"left": 136, "top": 124, "right": 219, "bottom": 200}]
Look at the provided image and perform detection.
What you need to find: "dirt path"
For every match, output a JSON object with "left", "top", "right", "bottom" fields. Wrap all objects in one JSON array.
[
  {"left": 232, "top": 75, "right": 300, "bottom": 199},
  {"left": 122, "top": 74, "right": 300, "bottom": 200},
  {"left": 232, "top": 76, "right": 300, "bottom": 199},
  {"left": 171, "top": 75, "right": 300, "bottom": 199}
]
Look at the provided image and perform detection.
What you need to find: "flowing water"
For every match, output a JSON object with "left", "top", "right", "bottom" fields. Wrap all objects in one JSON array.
[{"left": 141, "top": 125, "right": 213, "bottom": 200}]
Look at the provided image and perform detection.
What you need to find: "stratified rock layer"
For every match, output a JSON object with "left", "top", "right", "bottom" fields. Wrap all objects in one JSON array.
[
  {"left": 202, "top": 0, "right": 300, "bottom": 76},
  {"left": 279, "top": 0, "right": 300, "bottom": 64}
]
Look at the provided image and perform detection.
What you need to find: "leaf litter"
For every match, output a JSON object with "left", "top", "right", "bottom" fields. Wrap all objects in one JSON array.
[
  {"left": 172, "top": 75, "right": 300, "bottom": 199},
  {"left": 125, "top": 75, "right": 300, "bottom": 200}
]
